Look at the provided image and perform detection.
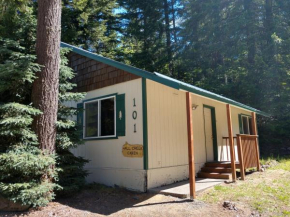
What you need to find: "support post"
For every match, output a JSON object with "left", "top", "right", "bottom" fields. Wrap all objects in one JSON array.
[
  {"left": 237, "top": 135, "right": 245, "bottom": 180},
  {"left": 251, "top": 112, "right": 260, "bottom": 171},
  {"left": 226, "top": 104, "right": 237, "bottom": 181},
  {"left": 186, "top": 92, "right": 196, "bottom": 199}
]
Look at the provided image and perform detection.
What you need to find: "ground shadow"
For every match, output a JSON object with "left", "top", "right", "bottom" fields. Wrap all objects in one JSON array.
[
  {"left": 0, "top": 184, "right": 195, "bottom": 216},
  {"left": 55, "top": 186, "right": 193, "bottom": 215}
]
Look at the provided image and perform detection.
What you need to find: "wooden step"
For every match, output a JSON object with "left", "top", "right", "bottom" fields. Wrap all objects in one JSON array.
[
  {"left": 197, "top": 172, "right": 231, "bottom": 179},
  {"left": 201, "top": 167, "right": 232, "bottom": 173},
  {"left": 205, "top": 162, "right": 232, "bottom": 168}
]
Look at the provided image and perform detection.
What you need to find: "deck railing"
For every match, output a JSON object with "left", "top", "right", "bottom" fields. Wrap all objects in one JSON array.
[
  {"left": 236, "top": 134, "right": 260, "bottom": 180},
  {"left": 221, "top": 134, "right": 260, "bottom": 180}
]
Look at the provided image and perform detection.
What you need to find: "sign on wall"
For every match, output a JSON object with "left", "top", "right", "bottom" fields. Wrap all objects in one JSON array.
[
  {"left": 133, "top": 98, "right": 137, "bottom": 133},
  {"left": 122, "top": 142, "right": 143, "bottom": 158}
]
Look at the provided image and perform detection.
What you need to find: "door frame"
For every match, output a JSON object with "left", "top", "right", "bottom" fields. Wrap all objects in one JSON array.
[{"left": 203, "top": 105, "right": 218, "bottom": 161}]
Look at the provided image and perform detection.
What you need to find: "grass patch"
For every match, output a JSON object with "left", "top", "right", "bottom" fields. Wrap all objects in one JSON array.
[
  {"left": 261, "top": 156, "right": 290, "bottom": 171},
  {"left": 270, "top": 159, "right": 290, "bottom": 171},
  {"left": 199, "top": 158, "right": 290, "bottom": 216}
]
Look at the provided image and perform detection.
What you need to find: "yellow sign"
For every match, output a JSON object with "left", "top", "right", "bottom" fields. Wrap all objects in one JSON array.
[{"left": 122, "top": 142, "right": 143, "bottom": 158}]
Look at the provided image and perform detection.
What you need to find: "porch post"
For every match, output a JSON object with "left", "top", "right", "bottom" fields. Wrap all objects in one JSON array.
[
  {"left": 186, "top": 92, "right": 196, "bottom": 199},
  {"left": 226, "top": 104, "right": 237, "bottom": 181},
  {"left": 251, "top": 112, "right": 260, "bottom": 171}
]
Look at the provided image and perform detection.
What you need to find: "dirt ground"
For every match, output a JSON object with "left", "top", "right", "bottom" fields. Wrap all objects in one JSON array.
[
  {"left": 0, "top": 185, "right": 253, "bottom": 217},
  {"left": 0, "top": 192, "right": 249, "bottom": 217},
  {"left": 2, "top": 167, "right": 286, "bottom": 217}
]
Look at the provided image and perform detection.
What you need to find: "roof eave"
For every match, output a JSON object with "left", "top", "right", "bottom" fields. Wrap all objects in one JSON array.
[{"left": 61, "top": 42, "right": 270, "bottom": 117}]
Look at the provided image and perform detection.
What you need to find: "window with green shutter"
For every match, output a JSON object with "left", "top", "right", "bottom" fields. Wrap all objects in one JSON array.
[
  {"left": 83, "top": 95, "right": 116, "bottom": 139},
  {"left": 77, "top": 93, "right": 126, "bottom": 140}
]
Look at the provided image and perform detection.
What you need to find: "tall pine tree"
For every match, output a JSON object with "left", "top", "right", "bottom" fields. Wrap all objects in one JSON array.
[
  {"left": 0, "top": 1, "right": 88, "bottom": 208},
  {"left": 0, "top": 2, "right": 59, "bottom": 208}
]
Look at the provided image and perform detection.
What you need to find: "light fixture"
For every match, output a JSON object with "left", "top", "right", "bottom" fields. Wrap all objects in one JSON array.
[{"left": 192, "top": 104, "right": 198, "bottom": 110}]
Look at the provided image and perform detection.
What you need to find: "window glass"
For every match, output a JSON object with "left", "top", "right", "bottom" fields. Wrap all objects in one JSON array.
[
  {"left": 84, "top": 96, "right": 116, "bottom": 139},
  {"left": 100, "top": 98, "right": 115, "bottom": 136},
  {"left": 242, "top": 116, "right": 249, "bottom": 134},
  {"left": 85, "top": 101, "right": 98, "bottom": 137},
  {"left": 249, "top": 117, "right": 253, "bottom": 135}
]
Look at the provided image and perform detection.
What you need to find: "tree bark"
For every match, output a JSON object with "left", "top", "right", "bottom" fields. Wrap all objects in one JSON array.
[
  {"left": 32, "top": 0, "right": 62, "bottom": 155},
  {"left": 264, "top": 0, "right": 274, "bottom": 61},
  {"left": 163, "top": 0, "right": 173, "bottom": 76},
  {"left": 244, "top": 0, "right": 256, "bottom": 64},
  {"left": 171, "top": 0, "right": 177, "bottom": 45}
]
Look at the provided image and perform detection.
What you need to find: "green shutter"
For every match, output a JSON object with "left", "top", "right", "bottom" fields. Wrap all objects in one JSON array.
[
  {"left": 116, "top": 94, "right": 126, "bottom": 136},
  {"left": 77, "top": 103, "right": 84, "bottom": 139},
  {"left": 238, "top": 114, "right": 243, "bottom": 134}
]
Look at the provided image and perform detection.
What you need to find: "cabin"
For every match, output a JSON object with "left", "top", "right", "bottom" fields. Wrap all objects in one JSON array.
[{"left": 61, "top": 42, "right": 268, "bottom": 198}]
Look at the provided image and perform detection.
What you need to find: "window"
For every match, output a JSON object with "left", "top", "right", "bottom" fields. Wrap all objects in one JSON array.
[
  {"left": 84, "top": 96, "right": 116, "bottom": 139},
  {"left": 240, "top": 115, "right": 253, "bottom": 135}
]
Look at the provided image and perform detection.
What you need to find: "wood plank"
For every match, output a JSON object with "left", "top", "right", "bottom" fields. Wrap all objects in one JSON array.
[
  {"left": 243, "top": 138, "right": 250, "bottom": 168},
  {"left": 226, "top": 104, "right": 237, "bottom": 181},
  {"left": 186, "top": 92, "right": 196, "bottom": 199},
  {"left": 251, "top": 112, "right": 260, "bottom": 171},
  {"left": 201, "top": 167, "right": 232, "bottom": 173},
  {"left": 236, "top": 134, "right": 258, "bottom": 139},
  {"left": 197, "top": 172, "right": 231, "bottom": 179},
  {"left": 237, "top": 135, "right": 245, "bottom": 180},
  {"left": 205, "top": 162, "right": 232, "bottom": 168}
]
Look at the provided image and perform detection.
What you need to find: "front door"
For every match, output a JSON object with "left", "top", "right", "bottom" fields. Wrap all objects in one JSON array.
[{"left": 203, "top": 106, "right": 217, "bottom": 161}]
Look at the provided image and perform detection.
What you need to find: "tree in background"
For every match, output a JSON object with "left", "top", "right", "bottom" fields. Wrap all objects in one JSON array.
[
  {"left": 118, "top": 0, "right": 172, "bottom": 74},
  {"left": 60, "top": 0, "right": 182, "bottom": 74},
  {"left": 61, "top": 0, "right": 120, "bottom": 59},
  {"left": 177, "top": 0, "right": 290, "bottom": 155}
]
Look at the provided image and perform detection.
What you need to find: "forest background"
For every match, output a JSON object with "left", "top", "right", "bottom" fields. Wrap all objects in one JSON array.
[{"left": 61, "top": 0, "right": 289, "bottom": 156}]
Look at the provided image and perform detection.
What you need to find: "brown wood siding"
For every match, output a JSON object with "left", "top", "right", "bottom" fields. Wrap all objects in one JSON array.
[{"left": 68, "top": 52, "right": 140, "bottom": 92}]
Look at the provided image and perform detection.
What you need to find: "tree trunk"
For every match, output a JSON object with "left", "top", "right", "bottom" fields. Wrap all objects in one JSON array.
[
  {"left": 171, "top": 0, "right": 177, "bottom": 44},
  {"left": 171, "top": 0, "right": 178, "bottom": 78},
  {"left": 32, "top": 0, "right": 62, "bottom": 155},
  {"left": 163, "top": 0, "right": 173, "bottom": 76},
  {"left": 244, "top": 0, "right": 256, "bottom": 64},
  {"left": 264, "top": 0, "right": 274, "bottom": 61}
]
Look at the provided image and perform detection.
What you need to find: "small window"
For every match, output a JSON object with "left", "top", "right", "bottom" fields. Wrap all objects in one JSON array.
[
  {"left": 84, "top": 96, "right": 116, "bottom": 139},
  {"left": 248, "top": 117, "right": 253, "bottom": 135},
  {"left": 241, "top": 115, "right": 253, "bottom": 135}
]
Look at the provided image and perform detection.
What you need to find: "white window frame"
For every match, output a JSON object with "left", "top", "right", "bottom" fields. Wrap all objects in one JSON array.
[
  {"left": 83, "top": 95, "right": 116, "bottom": 139},
  {"left": 241, "top": 115, "right": 252, "bottom": 135}
]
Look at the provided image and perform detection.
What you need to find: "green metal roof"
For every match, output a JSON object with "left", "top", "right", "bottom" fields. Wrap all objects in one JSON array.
[{"left": 61, "top": 42, "right": 269, "bottom": 117}]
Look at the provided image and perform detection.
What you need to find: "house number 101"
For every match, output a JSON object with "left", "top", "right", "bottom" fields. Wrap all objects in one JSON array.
[
  {"left": 133, "top": 98, "right": 137, "bottom": 133},
  {"left": 132, "top": 111, "right": 137, "bottom": 119}
]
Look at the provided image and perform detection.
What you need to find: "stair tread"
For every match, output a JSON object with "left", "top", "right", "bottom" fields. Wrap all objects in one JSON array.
[
  {"left": 198, "top": 172, "right": 231, "bottom": 175},
  {"left": 197, "top": 171, "right": 232, "bottom": 180},
  {"left": 202, "top": 167, "right": 231, "bottom": 169},
  {"left": 205, "top": 163, "right": 232, "bottom": 168}
]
